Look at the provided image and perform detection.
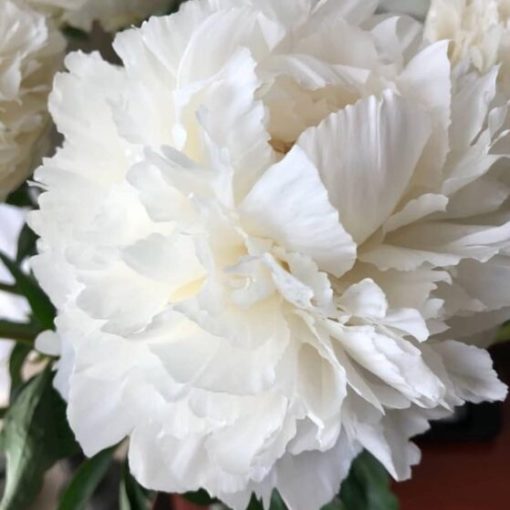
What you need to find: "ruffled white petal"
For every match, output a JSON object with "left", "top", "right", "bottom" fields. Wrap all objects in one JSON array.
[
  {"left": 298, "top": 91, "right": 432, "bottom": 243},
  {"left": 241, "top": 146, "right": 356, "bottom": 277}
]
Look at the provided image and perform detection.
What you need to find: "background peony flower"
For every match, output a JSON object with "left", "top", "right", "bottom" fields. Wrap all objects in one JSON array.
[
  {"left": 0, "top": 0, "right": 65, "bottom": 201},
  {"left": 425, "top": 0, "right": 510, "bottom": 93},
  {"left": 31, "top": 1, "right": 509, "bottom": 509},
  {"left": 26, "top": 0, "right": 173, "bottom": 32}
]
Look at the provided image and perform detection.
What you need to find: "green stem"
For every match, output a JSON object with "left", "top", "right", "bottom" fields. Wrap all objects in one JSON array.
[
  {"left": 0, "top": 282, "right": 20, "bottom": 295},
  {"left": 0, "top": 321, "right": 38, "bottom": 345},
  {"left": 7, "top": 336, "right": 34, "bottom": 347}
]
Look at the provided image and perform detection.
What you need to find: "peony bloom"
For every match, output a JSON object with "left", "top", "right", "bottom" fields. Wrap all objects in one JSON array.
[
  {"left": 31, "top": 1, "right": 508, "bottom": 508},
  {"left": 26, "top": 0, "right": 172, "bottom": 32},
  {"left": 425, "top": 0, "right": 510, "bottom": 92},
  {"left": 0, "top": 0, "right": 64, "bottom": 201}
]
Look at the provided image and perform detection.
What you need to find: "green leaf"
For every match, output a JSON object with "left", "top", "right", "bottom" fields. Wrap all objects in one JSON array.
[
  {"left": 243, "top": 492, "right": 288, "bottom": 510},
  {"left": 269, "top": 491, "right": 287, "bottom": 510},
  {"left": 246, "top": 495, "right": 264, "bottom": 510},
  {"left": 5, "top": 184, "right": 34, "bottom": 208},
  {"left": 16, "top": 224, "right": 37, "bottom": 263},
  {"left": 61, "top": 25, "right": 89, "bottom": 41},
  {"left": 0, "top": 367, "right": 80, "bottom": 510},
  {"left": 0, "top": 252, "right": 55, "bottom": 330},
  {"left": 119, "top": 462, "right": 151, "bottom": 510},
  {"left": 57, "top": 448, "right": 115, "bottom": 510},
  {"left": 166, "top": 0, "right": 187, "bottom": 14},
  {"left": 184, "top": 489, "right": 216, "bottom": 506},
  {"left": 339, "top": 452, "right": 399, "bottom": 510},
  {"left": 321, "top": 498, "right": 347, "bottom": 510},
  {"left": 0, "top": 320, "right": 38, "bottom": 345},
  {"left": 8, "top": 343, "right": 32, "bottom": 401}
]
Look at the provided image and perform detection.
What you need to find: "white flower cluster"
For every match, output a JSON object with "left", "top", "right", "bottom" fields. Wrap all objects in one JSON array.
[
  {"left": 0, "top": 0, "right": 64, "bottom": 200},
  {"left": 30, "top": 1, "right": 509, "bottom": 509}
]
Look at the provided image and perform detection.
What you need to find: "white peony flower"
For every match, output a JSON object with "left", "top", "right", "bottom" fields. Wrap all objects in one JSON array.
[
  {"left": 425, "top": 0, "right": 510, "bottom": 92},
  {"left": 26, "top": 0, "right": 172, "bottom": 32},
  {"left": 0, "top": 0, "right": 65, "bottom": 201},
  {"left": 31, "top": 1, "right": 508, "bottom": 508}
]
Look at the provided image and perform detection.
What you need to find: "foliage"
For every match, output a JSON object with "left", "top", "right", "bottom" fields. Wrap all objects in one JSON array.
[{"left": 0, "top": 368, "right": 80, "bottom": 510}]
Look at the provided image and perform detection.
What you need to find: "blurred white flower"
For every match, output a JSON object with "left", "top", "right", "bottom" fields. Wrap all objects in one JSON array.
[
  {"left": 0, "top": 0, "right": 65, "bottom": 201},
  {"left": 425, "top": 0, "right": 510, "bottom": 92},
  {"left": 27, "top": 0, "right": 172, "bottom": 32},
  {"left": 31, "top": 1, "right": 508, "bottom": 508}
]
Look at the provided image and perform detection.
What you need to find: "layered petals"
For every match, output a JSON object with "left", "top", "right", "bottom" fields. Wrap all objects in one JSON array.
[{"left": 30, "top": 1, "right": 509, "bottom": 509}]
